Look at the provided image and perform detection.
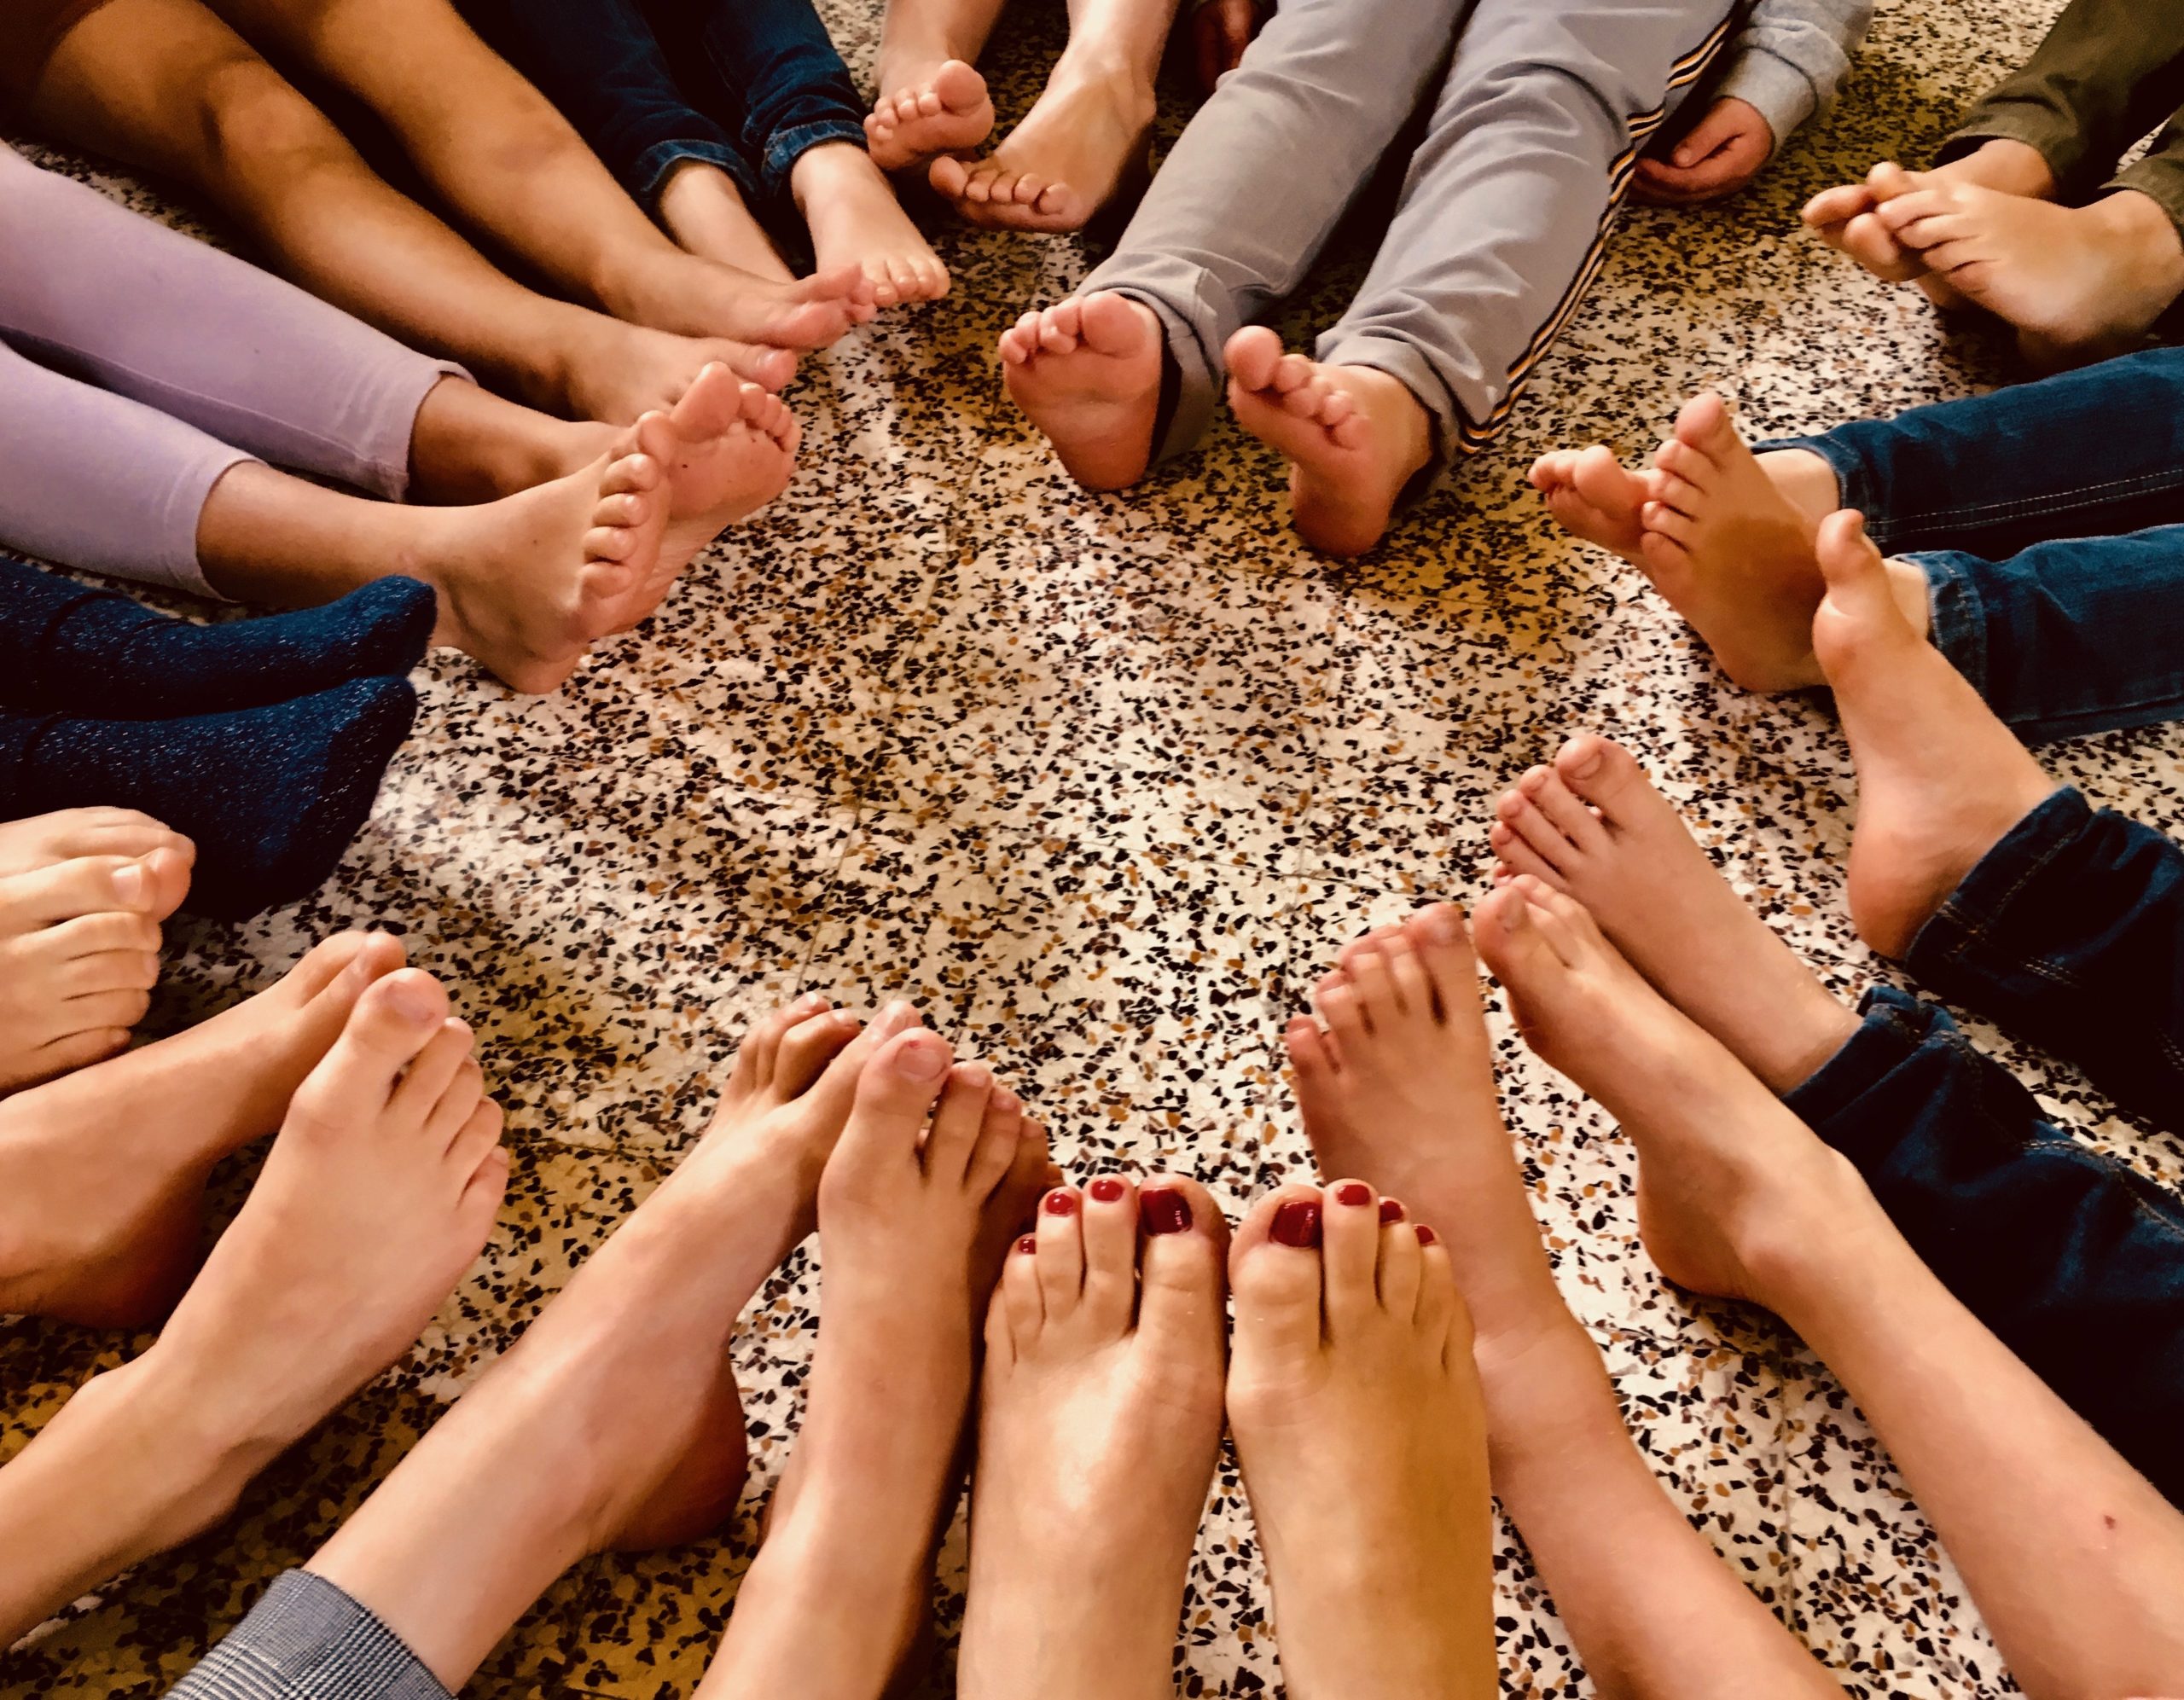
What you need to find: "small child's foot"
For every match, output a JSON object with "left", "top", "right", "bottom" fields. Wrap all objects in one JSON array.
[
  {"left": 865, "top": 59, "right": 995, "bottom": 175},
  {"left": 1810, "top": 511, "right": 2058, "bottom": 957},
  {"left": 576, "top": 321, "right": 798, "bottom": 425},
  {"left": 1804, "top": 148, "right": 2056, "bottom": 308},
  {"left": 999, "top": 293, "right": 1165, "bottom": 490},
  {"left": 928, "top": 62, "right": 1153, "bottom": 232},
  {"left": 792, "top": 142, "right": 950, "bottom": 307},
  {"left": 1227, "top": 1181, "right": 1497, "bottom": 1697},
  {"left": 0, "top": 809, "right": 193, "bottom": 883},
  {"left": 1530, "top": 444, "right": 1649, "bottom": 561},
  {"left": 960, "top": 1175, "right": 1228, "bottom": 1700},
  {"left": 1224, "top": 328, "right": 1434, "bottom": 556}
]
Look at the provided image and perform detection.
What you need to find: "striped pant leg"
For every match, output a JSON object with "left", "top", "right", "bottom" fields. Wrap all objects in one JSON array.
[
  {"left": 1316, "top": 0, "right": 1735, "bottom": 476},
  {"left": 167, "top": 1572, "right": 451, "bottom": 1700}
]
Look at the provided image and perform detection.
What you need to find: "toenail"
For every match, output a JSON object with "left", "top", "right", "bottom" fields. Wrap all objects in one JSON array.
[
  {"left": 1089, "top": 1177, "right": 1127, "bottom": 1203},
  {"left": 1269, "top": 1198, "right": 1321, "bottom": 1248},
  {"left": 386, "top": 981, "right": 440, "bottom": 1026},
  {"left": 1414, "top": 1224, "right": 1439, "bottom": 1247},
  {"left": 1043, "top": 1189, "right": 1078, "bottom": 1216},
  {"left": 111, "top": 862, "right": 148, "bottom": 906},
  {"left": 1379, "top": 1198, "right": 1406, "bottom": 1223},
  {"left": 1140, "top": 1187, "right": 1192, "bottom": 1236},
  {"left": 892, "top": 1032, "right": 949, "bottom": 1078},
  {"left": 1335, "top": 1181, "right": 1373, "bottom": 1208},
  {"left": 1015, "top": 1234, "right": 1038, "bottom": 1256},
  {"left": 1566, "top": 748, "right": 1604, "bottom": 779}
]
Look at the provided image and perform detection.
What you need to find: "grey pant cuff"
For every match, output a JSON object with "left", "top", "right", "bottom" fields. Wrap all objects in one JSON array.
[
  {"left": 169, "top": 1570, "right": 451, "bottom": 1700},
  {"left": 1077, "top": 257, "right": 1232, "bottom": 463}
]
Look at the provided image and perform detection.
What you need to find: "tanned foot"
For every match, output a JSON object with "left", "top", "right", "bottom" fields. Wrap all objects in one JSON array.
[
  {"left": 1803, "top": 144, "right": 2056, "bottom": 309},
  {"left": 999, "top": 292, "right": 1165, "bottom": 490},
  {"left": 1876, "top": 177, "right": 2184, "bottom": 365},
  {"left": 793, "top": 142, "right": 950, "bottom": 308},
  {"left": 1810, "top": 509, "right": 2058, "bottom": 958},
  {"left": 1486, "top": 736, "right": 1859, "bottom": 1095},
  {"left": 929, "top": 63, "right": 1153, "bottom": 232},
  {"left": 1530, "top": 443, "right": 1649, "bottom": 560},
  {"left": 0, "top": 931, "right": 409, "bottom": 1327},
  {"left": 0, "top": 844, "right": 195, "bottom": 1092},
  {"left": 1224, "top": 328, "right": 1434, "bottom": 557},
  {"left": 1228, "top": 1181, "right": 1497, "bottom": 1699},
  {"left": 1471, "top": 878, "right": 1865, "bottom": 1310},
  {"left": 0, "top": 809, "right": 193, "bottom": 881},
  {"left": 865, "top": 59, "right": 995, "bottom": 175},
  {"left": 960, "top": 1175, "right": 1228, "bottom": 1700},
  {"left": 570, "top": 321, "right": 798, "bottom": 426}
]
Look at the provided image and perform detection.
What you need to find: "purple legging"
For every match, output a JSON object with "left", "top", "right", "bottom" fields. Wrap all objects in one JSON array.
[{"left": 0, "top": 142, "right": 465, "bottom": 596}]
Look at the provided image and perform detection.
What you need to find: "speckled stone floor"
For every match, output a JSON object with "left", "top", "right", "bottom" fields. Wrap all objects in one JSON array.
[{"left": 6, "top": 0, "right": 2182, "bottom": 1693}]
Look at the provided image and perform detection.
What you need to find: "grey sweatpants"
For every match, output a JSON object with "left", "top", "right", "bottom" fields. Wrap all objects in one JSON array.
[
  {"left": 167, "top": 1570, "right": 451, "bottom": 1700},
  {"left": 1083, "top": 0, "right": 1736, "bottom": 476}
]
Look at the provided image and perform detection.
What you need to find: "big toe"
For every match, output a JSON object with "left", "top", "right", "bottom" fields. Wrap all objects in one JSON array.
[
  {"left": 1223, "top": 325, "right": 1284, "bottom": 392},
  {"left": 1136, "top": 1176, "right": 1228, "bottom": 1348},
  {"left": 1671, "top": 392, "right": 1740, "bottom": 461},
  {"left": 837, "top": 1026, "right": 956, "bottom": 1166},
  {"left": 932, "top": 58, "right": 987, "bottom": 113},
  {"left": 1077, "top": 290, "right": 1153, "bottom": 357},
  {"left": 1553, "top": 734, "right": 1652, "bottom": 821},
  {"left": 1231, "top": 1185, "right": 1328, "bottom": 1354},
  {"left": 291, "top": 969, "right": 451, "bottom": 1128}
]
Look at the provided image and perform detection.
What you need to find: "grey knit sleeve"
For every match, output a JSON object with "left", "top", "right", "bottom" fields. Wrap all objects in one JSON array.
[{"left": 1711, "top": 0, "right": 1876, "bottom": 147}]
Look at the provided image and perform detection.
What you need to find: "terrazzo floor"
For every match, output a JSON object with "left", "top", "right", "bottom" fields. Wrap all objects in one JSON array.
[{"left": 7, "top": 0, "right": 2183, "bottom": 1692}]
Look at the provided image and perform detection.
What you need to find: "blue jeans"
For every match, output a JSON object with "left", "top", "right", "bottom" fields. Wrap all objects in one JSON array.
[
  {"left": 473, "top": 0, "right": 865, "bottom": 209},
  {"left": 1763, "top": 346, "right": 2184, "bottom": 745},
  {"left": 1784, "top": 787, "right": 2184, "bottom": 1503}
]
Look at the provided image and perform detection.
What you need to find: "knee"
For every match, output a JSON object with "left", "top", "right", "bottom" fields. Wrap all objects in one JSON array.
[{"left": 189, "top": 52, "right": 356, "bottom": 186}]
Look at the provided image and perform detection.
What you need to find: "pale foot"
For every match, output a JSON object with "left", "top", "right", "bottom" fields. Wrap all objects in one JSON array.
[
  {"left": 793, "top": 142, "right": 950, "bottom": 308},
  {"left": 1810, "top": 510, "right": 2058, "bottom": 958},
  {"left": 1224, "top": 328, "right": 1434, "bottom": 557},
  {"left": 929, "top": 62, "right": 1153, "bottom": 233},
  {"left": 960, "top": 1175, "right": 1228, "bottom": 1700},
  {"left": 1876, "top": 177, "right": 2184, "bottom": 365},
  {"left": 865, "top": 59, "right": 994, "bottom": 175},
  {"left": 568, "top": 320, "right": 799, "bottom": 426},
  {"left": 1487, "top": 736, "right": 1860, "bottom": 1095},
  {"left": 0, "top": 809, "right": 193, "bottom": 881},
  {"left": 657, "top": 160, "right": 798, "bottom": 284},
  {"left": 0, "top": 931, "right": 409, "bottom": 1327},
  {"left": 1530, "top": 443, "right": 1649, "bottom": 560},
  {"left": 1227, "top": 1181, "right": 1497, "bottom": 1699},
  {"left": 1804, "top": 145, "right": 2056, "bottom": 308},
  {"left": 0, "top": 844, "right": 195, "bottom": 1092},
  {"left": 998, "top": 292, "right": 1164, "bottom": 490},
  {"left": 1471, "top": 878, "right": 1867, "bottom": 1309}
]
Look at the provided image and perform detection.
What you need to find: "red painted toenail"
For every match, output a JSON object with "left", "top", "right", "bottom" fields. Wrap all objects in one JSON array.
[
  {"left": 1140, "top": 1187, "right": 1192, "bottom": 1236},
  {"left": 1270, "top": 1198, "right": 1321, "bottom": 1248},
  {"left": 1414, "top": 1224, "right": 1439, "bottom": 1247},
  {"left": 1089, "top": 1177, "right": 1127, "bottom": 1204},
  {"left": 1335, "top": 1181, "right": 1373, "bottom": 1208},
  {"left": 1015, "top": 1234, "right": 1038, "bottom": 1255},
  {"left": 1043, "top": 1190, "right": 1078, "bottom": 1216},
  {"left": 1379, "top": 1198, "right": 1406, "bottom": 1223}
]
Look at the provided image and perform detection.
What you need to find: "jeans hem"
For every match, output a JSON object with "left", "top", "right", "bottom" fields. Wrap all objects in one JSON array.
[
  {"left": 1780, "top": 982, "right": 1928, "bottom": 1153},
  {"left": 633, "top": 139, "right": 759, "bottom": 209},
  {"left": 1902, "top": 548, "right": 1989, "bottom": 703},
  {"left": 1751, "top": 431, "right": 1888, "bottom": 547},
  {"left": 1905, "top": 785, "right": 2088, "bottom": 970},
  {"left": 758, "top": 118, "right": 871, "bottom": 200}
]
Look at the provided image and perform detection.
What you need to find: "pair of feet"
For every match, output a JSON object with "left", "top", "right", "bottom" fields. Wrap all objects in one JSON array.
[
  {"left": 1803, "top": 141, "right": 2184, "bottom": 366},
  {"left": 999, "top": 295, "right": 1434, "bottom": 555}
]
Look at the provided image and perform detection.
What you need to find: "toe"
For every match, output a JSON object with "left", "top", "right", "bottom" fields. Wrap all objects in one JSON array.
[
  {"left": 1137, "top": 1175, "right": 1228, "bottom": 1356},
  {"left": 1671, "top": 392, "right": 1737, "bottom": 462},
  {"left": 772, "top": 1005, "right": 861, "bottom": 1099},
  {"left": 1316, "top": 978, "right": 1367, "bottom": 1051},
  {"left": 389, "top": 1017, "right": 476, "bottom": 1128},
  {"left": 1034, "top": 1185, "right": 1087, "bottom": 1319},
  {"left": 1346, "top": 945, "right": 1403, "bottom": 1026},
  {"left": 1223, "top": 325, "right": 1283, "bottom": 391},
  {"left": 1321, "top": 1179, "right": 1383, "bottom": 1331},
  {"left": 731, "top": 997, "right": 815, "bottom": 1098},
  {"left": 1285, "top": 1012, "right": 1338, "bottom": 1088},
  {"left": 1079, "top": 1175, "right": 1140, "bottom": 1332},
  {"left": 1554, "top": 734, "right": 1651, "bottom": 830},
  {"left": 924, "top": 1060, "right": 996, "bottom": 1182},
  {"left": 1378, "top": 931, "right": 1434, "bottom": 1023},
  {"left": 1230, "top": 1186, "right": 1327, "bottom": 1355},
  {"left": 995, "top": 1229, "right": 1044, "bottom": 1358},
  {"left": 1402, "top": 902, "right": 1478, "bottom": 1024},
  {"left": 1528, "top": 769, "right": 1607, "bottom": 855},
  {"left": 1377, "top": 1203, "right": 1424, "bottom": 1316},
  {"left": 290, "top": 970, "right": 450, "bottom": 1130},
  {"left": 964, "top": 1080, "right": 1026, "bottom": 1196},
  {"left": 1497, "top": 785, "right": 1578, "bottom": 873},
  {"left": 834, "top": 1025, "right": 956, "bottom": 1177},
  {"left": 446, "top": 1096, "right": 506, "bottom": 1181},
  {"left": 1416, "top": 1228, "right": 1472, "bottom": 1361}
]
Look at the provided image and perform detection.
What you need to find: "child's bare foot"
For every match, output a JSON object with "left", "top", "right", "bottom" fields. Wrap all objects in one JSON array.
[
  {"left": 1487, "top": 736, "right": 1860, "bottom": 1095},
  {"left": 960, "top": 1175, "right": 1228, "bottom": 1700},
  {"left": 607, "top": 231, "right": 876, "bottom": 351},
  {"left": 1810, "top": 510, "right": 2058, "bottom": 959},
  {"left": 1530, "top": 443, "right": 1649, "bottom": 560},
  {"left": 1472, "top": 878, "right": 1871, "bottom": 1311},
  {"left": 1804, "top": 146, "right": 2056, "bottom": 308},
  {"left": 1225, "top": 329, "right": 1435, "bottom": 556},
  {"left": 929, "top": 61, "right": 1153, "bottom": 232},
  {"left": 1878, "top": 177, "right": 2184, "bottom": 366},
  {"left": 999, "top": 292, "right": 1165, "bottom": 491},
  {"left": 0, "top": 809, "right": 193, "bottom": 881},
  {"left": 1228, "top": 1181, "right": 1498, "bottom": 1698},
  {"left": 0, "top": 931, "right": 409, "bottom": 1326},
  {"left": 792, "top": 142, "right": 950, "bottom": 307},
  {"left": 568, "top": 320, "right": 797, "bottom": 426},
  {"left": 657, "top": 161, "right": 798, "bottom": 283},
  {"left": 0, "top": 844, "right": 195, "bottom": 1092},
  {"left": 865, "top": 58, "right": 994, "bottom": 175}
]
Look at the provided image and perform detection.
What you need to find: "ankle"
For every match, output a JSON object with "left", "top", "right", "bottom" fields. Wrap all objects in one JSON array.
[
  {"left": 2088, "top": 189, "right": 2184, "bottom": 283},
  {"left": 1721, "top": 1146, "right": 1883, "bottom": 1316},
  {"left": 1757, "top": 447, "right": 1840, "bottom": 523},
  {"left": 78, "top": 1346, "right": 276, "bottom": 1541},
  {"left": 1044, "top": 45, "right": 1159, "bottom": 121},
  {"left": 789, "top": 141, "right": 886, "bottom": 214}
]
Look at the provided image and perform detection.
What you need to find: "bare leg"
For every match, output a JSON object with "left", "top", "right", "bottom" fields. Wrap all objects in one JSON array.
[
  {"left": 404, "top": 374, "right": 614, "bottom": 504},
  {"left": 1471, "top": 879, "right": 2184, "bottom": 1700},
  {"left": 1284, "top": 909, "right": 1850, "bottom": 1698},
  {"left": 0, "top": 966, "right": 504, "bottom": 1648},
  {"left": 658, "top": 160, "right": 797, "bottom": 284}
]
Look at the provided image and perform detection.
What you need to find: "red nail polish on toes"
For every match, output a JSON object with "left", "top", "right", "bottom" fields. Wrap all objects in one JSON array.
[
  {"left": 1270, "top": 1198, "right": 1322, "bottom": 1248},
  {"left": 1043, "top": 1189, "right": 1078, "bottom": 1217},
  {"left": 1140, "top": 1187, "right": 1192, "bottom": 1236},
  {"left": 1015, "top": 1234, "right": 1038, "bottom": 1255},
  {"left": 1335, "top": 1181, "right": 1372, "bottom": 1207},
  {"left": 1380, "top": 1198, "right": 1406, "bottom": 1223},
  {"left": 1415, "top": 1224, "right": 1439, "bottom": 1247},
  {"left": 1089, "top": 1177, "right": 1127, "bottom": 1204}
]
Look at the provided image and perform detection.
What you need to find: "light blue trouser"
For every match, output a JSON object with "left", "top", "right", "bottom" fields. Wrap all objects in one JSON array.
[{"left": 1084, "top": 0, "right": 1735, "bottom": 479}]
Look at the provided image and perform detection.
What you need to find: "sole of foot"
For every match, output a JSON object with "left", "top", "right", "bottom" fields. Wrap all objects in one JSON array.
[
  {"left": 0, "top": 931, "right": 409, "bottom": 1327},
  {"left": 1223, "top": 328, "right": 1433, "bottom": 557},
  {"left": 927, "top": 65, "right": 1153, "bottom": 233},
  {"left": 1803, "top": 146, "right": 2056, "bottom": 309},
  {"left": 960, "top": 1174, "right": 1228, "bottom": 1700},
  {"left": 999, "top": 292, "right": 1165, "bottom": 490},
  {"left": 0, "top": 845, "right": 195, "bottom": 1092},
  {"left": 1809, "top": 509, "right": 2057, "bottom": 958},
  {"left": 793, "top": 142, "right": 950, "bottom": 308},
  {"left": 865, "top": 59, "right": 995, "bottom": 175},
  {"left": 1227, "top": 1181, "right": 1498, "bottom": 1698}
]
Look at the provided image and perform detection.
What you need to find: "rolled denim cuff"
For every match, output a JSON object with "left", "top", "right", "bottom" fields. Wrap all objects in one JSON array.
[
  {"left": 1780, "top": 981, "right": 1937, "bottom": 1164},
  {"left": 1901, "top": 548, "right": 1986, "bottom": 701},
  {"left": 1904, "top": 784, "right": 2088, "bottom": 966},
  {"left": 632, "top": 137, "right": 759, "bottom": 209},
  {"left": 758, "top": 116, "right": 869, "bottom": 200},
  {"left": 1748, "top": 428, "right": 1896, "bottom": 543}
]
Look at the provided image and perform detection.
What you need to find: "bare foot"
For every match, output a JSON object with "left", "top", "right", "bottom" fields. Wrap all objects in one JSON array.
[
  {"left": 0, "top": 844, "right": 195, "bottom": 1092},
  {"left": 1810, "top": 510, "right": 2058, "bottom": 958},
  {"left": 1471, "top": 878, "right": 1867, "bottom": 1310},
  {"left": 1877, "top": 177, "right": 2184, "bottom": 365},
  {"left": 999, "top": 292, "right": 1165, "bottom": 490},
  {"left": 0, "top": 809, "right": 193, "bottom": 880},
  {"left": 960, "top": 1175, "right": 1228, "bottom": 1700},
  {"left": 1228, "top": 1181, "right": 1497, "bottom": 1699},
  {"left": 606, "top": 229, "right": 875, "bottom": 351},
  {"left": 570, "top": 320, "right": 799, "bottom": 425},
  {"left": 1804, "top": 144, "right": 2056, "bottom": 308},
  {"left": 1224, "top": 328, "right": 1434, "bottom": 557},
  {"left": 1530, "top": 443, "right": 1649, "bottom": 560},
  {"left": 1486, "top": 736, "right": 1859, "bottom": 1095},
  {"left": 792, "top": 142, "right": 950, "bottom": 308},
  {"left": 865, "top": 59, "right": 995, "bottom": 175},
  {"left": 657, "top": 160, "right": 797, "bottom": 284},
  {"left": 0, "top": 931, "right": 409, "bottom": 1326},
  {"left": 929, "top": 63, "right": 1153, "bottom": 232}
]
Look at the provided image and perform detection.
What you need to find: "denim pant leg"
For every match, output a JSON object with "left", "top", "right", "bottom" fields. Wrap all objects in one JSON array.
[
  {"left": 1907, "top": 787, "right": 2184, "bottom": 1127},
  {"left": 1754, "top": 345, "right": 2184, "bottom": 560},
  {"left": 685, "top": 0, "right": 866, "bottom": 200},
  {"left": 1909, "top": 523, "right": 2184, "bottom": 742},
  {"left": 1785, "top": 984, "right": 2184, "bottom": 1506},
  {"left": 473, "top": 0, "right": 758, "bottom": 208}
]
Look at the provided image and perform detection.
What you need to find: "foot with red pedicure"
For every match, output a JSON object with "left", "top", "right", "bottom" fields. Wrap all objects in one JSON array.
[
  {"left": 1227, "top": 1180, "right": 1497, "bottom": 1698},
  {"left": 960, "top": 1172, "right": 1228, "bottom": 1700}
]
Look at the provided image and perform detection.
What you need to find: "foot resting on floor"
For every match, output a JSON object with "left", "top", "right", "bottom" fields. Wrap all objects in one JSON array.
[
  {"left": 999, "top": 293, "right": 1165, "bottom": 491},
  {"left": 792, "top": 142, "right": 950, "bottom": 308}
]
